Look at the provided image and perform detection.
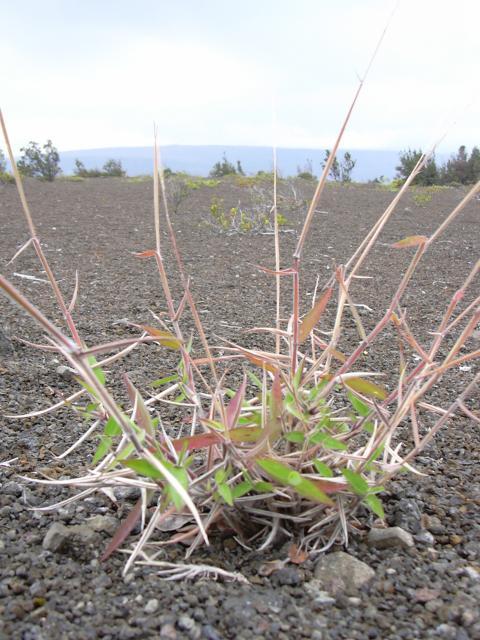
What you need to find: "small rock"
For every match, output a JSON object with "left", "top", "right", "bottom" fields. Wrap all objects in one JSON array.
[
  {"left": 202, "top": 625, "right": 222, "bottom": 640},
  {"left": 42, "top": 522, "right": 100, "bottom": 552},
  {"left": 144, "top": 598, "right": 159, "bottom": 614},
  {"left": 56, "top": 365, "right": 75, "bottom": 381},
  {"left": 3, "top": 481, "right": 23, "bottom": 497},
  {"left": 435, "top": 623, "right": 457, "bottom": 639},
  {"left": 160, "top": 623, "right": 177, "bottom": 639},
  {"left": 464, "top": 566, "right": 480, "bottom": 581},
  {"left": 367, "top": 526, "right": 414, "bottom": 549},
  {"left": 449, "top": 534, "right": 462, "bottom": 546},
  {"left": 462, "top": 609, "right": 478, "bottom": 627},
  {"left": 423, "top": 514, "right": 445, "bottom": 535},
  {"left": 393, "top": 498, "right": 422, "bottom": 533},
  {"left": 42, "top": 522, "right": 70, "bottom": 552},
  {"left": 270, "top": 566, "right": 302, "bottom": 587},
  {"left": 29, "top": 581, "right": 47, "bottom": 598},
  {"left": 178, "top": 615, "right": 195, "bottom": 631},
  {"left": 314, "top": 552, "right": 375, "bottom": 594},
  {"left": 86, "top": 515, "right": 118, "bottom": 535},
  {"left": 414, "top": 529, "right": 435, "bottom": 546},
  {"left": 305, "top": 582, "right": 336, "bottom": 605},
  {"left": 114, "top": 486, "right": 141, "bottom": 501},
  {"left": 425, "top": 598, "right": 443, "bottom": 613},
  {"left": 414, "top": 587, "right": 440, "bottom": 603}
]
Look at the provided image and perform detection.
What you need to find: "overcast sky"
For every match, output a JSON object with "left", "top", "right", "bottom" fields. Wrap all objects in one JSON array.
[{"left": 1, "top": 0, "right": 478, "bottom": 153}]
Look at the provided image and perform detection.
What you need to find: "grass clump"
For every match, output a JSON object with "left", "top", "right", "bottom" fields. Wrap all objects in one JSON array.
[{"left": 1, "top": 68, "right": 479, "bottom": 581}]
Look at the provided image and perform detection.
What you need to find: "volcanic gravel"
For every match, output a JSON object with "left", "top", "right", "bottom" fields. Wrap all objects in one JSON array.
[{"left": 0, "top": 177, "right": 479, "bottom": 640}]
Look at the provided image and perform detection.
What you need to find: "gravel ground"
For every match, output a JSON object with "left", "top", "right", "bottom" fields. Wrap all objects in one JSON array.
[{"left": 0, "top": 177, "right": 479, "bottom": 640}]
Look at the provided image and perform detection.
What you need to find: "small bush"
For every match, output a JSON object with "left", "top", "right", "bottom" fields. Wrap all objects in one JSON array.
[
  {"left": 17, "top": 140, "right": 61, "bottom": 181},
  {"left": 209, "top": 153, "right": 239, "bottom": 178},
  {"left": 0, "top": 172, "right": 15, "bottom": 184}
]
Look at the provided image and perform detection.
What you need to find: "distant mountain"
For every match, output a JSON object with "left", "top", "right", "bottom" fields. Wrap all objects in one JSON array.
[{"left": 58, "top": 145, "right": 449, "bottom": 182}]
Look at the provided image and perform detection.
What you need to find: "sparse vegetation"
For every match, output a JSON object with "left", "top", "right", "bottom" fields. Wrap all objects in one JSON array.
[
  {"left": 0, "top": 148, "right": 14, "bottom": 183},
  {"left": 0, "top": 52, "right": 479, "bottom": 586},
  {"left": 74, "top": 158, "right": 126, "bottom": 178},
  {"left": 321, "top": 150, "right": 356, "bottom": 182}
]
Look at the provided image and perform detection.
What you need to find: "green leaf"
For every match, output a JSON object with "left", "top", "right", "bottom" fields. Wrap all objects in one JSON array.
[
  {"left": 122, "top": 458, "right": 164, "bottom": 479},
  {"left": 165, "top": 465, "right": 189, "bottom": 510},
  {"left": 343, "top": 377, "right": 387, "bottom": 400},
  {"left": 310, "top": 431, "right": 348, "bottom": 451},
  {"left": 363, "top": 422, "right": 375, "bottom": 434},
  {"left": 151, "top": 374, "right": 178, "bottom": 388},
  {"left": 293, "top": 360, "right": 304, "bottom": 389},
  {"left": 217, "top": 483, "right": 234, "bottom": 507},
  {"left": 368, "top": 485, "right": 385, "bottom": 495},
  {"left": 341, "top": 468, "right": 369, "bottom": 496},
  {"left": 247, "top": 370, "right": 263, "bottom": 389},
  {"left": 256, "top": 458, "right": 333, "bottom": 505},
  {"left": 287, "top": 471, "right": 302, "bottom": 486},
  {"left": 313, "top": 460, "right": 334, "bottom": 477},
  {"left": 104, "top": 416, "right": 121, "bottom": 437},
  {"left": 308, "top": 379, "right": 328, "bottom": 402},
  {"left": 347, "top": 392, "right": 370, "bottom": 417},
  {"left": 285, "top": 394, "right": 305, "bottom": 421},
  {"left": 285, "top": 431, "right": 305, "bottom": 444},
  {"left": 88, "top": 355, "right": 106, "bottom": 385},
  {"left": 364, "top": 494, "right": 385, "bottom": 518},
  {"left": 253, "top": 481, "right": 274, "bottom": 493},
  {"left": 231, "top": 480, "right": 253, "bottom": 499},
  {"left": 215, "top": 468, "right": 227, "bottom": 485},
  {"left": 92, "top": 435, "right": 112, "bottom": 465}
]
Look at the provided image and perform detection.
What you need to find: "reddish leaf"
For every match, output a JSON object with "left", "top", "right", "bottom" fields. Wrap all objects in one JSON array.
[
  {"left": 101, "top": 497, "right": 142, "bottom": 562},
  {"left": 123, "top": 375, "right": 154, "bottom": 436},
  {"left": 172, "top": 431, "right": 223, "bottom": 452},
  {"left": 255, "top": 265, "right": 297, "bottom": 276},
  {"left": 225, "top": 376, "right": 247, "bottom": 430},
  {"left": 139, "top": 325, "right": 182, "bottom": 350},
  {"left": 266, "top": 369, "right": 283, "bottom": 442},
  {"left": 299, "top": 288, "right": 333, "bottom": 343},
  {"left": 392, "top": 235, "right": 428, "bottom": 249},
  {"left": 134, "top": 249, "right": 157, "bottom": 258},
  {"left": 244, "top": 352, "right": 278, "bottom": 375},
  {"left": 311, "top": 479, "right": 348, "bottom": 494},
  {"left": 288, "top": 543, "right": 309, "bottom": 564}
]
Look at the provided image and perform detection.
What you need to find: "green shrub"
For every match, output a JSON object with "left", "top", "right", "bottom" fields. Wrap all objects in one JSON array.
[
  {"left": 74, "top": 158, "right": 126, "bottom": 178},
  {"left": 17, "top": 140, "right": 61, "bottom": 181},
  {"left": 0, "top": 172, "right": 15, "bottom": 183},
  {"left": 209, "top": 153, "right": 239, "bottom": 177}
]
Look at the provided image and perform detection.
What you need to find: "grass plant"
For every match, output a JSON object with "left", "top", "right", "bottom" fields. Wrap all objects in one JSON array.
[{"left": 1, "top": 48, "right": 479, "bottom": 579}]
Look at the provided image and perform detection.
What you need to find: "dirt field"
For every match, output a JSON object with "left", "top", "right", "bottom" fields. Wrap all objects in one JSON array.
[{"left": 1, "top": 177, "right": 479, "bottom": 640}]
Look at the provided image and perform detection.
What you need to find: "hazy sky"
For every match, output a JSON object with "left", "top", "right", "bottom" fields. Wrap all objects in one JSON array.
[{"left": 1, "top": 0, "right": 478, "bottom": 153}]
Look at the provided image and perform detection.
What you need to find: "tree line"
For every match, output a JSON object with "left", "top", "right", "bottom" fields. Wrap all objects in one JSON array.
[
  {"left": 1, "top": 141, "right": 479, "bottom": 186},
  {"left": 396, "top": 146, "right": 480, "bottom": 186}
]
